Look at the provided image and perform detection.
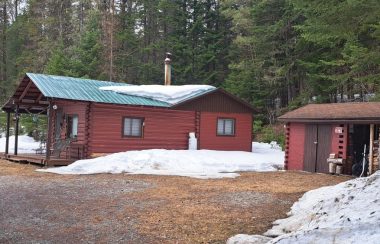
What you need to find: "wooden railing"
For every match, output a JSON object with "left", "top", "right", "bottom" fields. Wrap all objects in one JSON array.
[
  {"left": 67, "top": 143, "right": 85, "bottom": 160},
  {"left": 50, "top": 139, "right": 85, "bottom": 160}
]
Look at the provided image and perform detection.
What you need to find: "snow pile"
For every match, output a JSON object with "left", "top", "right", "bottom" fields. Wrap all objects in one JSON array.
[
  {"left": 37, "top": 142, "right": 284, "bottom": 178},
  {"left": 99, "top": 84, "right": 215, "bottom": 104},
  {"left": 252, "top": 141, "right": 282, "bottom": 152},
  {"left": 227, "top": 171, "right": 380, "bottom": 244},
  {"left": 227, "top": 234, "right": 272, "bottom": 244},
  {"left": 0, "top": 135, "right": 41, "bottom": 154}
]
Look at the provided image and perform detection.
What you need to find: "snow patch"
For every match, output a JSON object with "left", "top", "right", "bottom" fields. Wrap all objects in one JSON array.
[
  {"left": 252, "top": 141, "right": 282, "bottom": 152},
  {"left": 99, "top": 84, "right": 215, "bottom": 104},
  {"left": 228, "top": 171, "right": 380, "bottom": 244},
  {"left": 37, "top": 142, "right": 284, "bottom": 179},
  {"left": 227, "top": 234, "right": 272, "bottom": 244},
  {"left": 0, "top": 135, "right": 41, "bottom": 154}
]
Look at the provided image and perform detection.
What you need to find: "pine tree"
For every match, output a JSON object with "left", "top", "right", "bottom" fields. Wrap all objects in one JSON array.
[
  {"left": 71, "top": 10, "right": 103, "bottom": 79},
  {"left": 45, "top": 42, "right": 73, "bottom": 76}
]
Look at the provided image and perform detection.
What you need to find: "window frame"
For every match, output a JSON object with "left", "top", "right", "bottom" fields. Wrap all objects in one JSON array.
[
  {"left": 66, "top": 114, "right": 79, "bottom": 140},
  {"left": 122, "top": 116, "right": 145, "bottom": 138},
  {"left": 216, "top": 117, "right": 236, "bottom": 137}
]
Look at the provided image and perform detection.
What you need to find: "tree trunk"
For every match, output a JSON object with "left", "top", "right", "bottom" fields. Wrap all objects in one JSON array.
[
  {"left": 2, "top": 0, "right": 7, "bottom": 82},
  {"left": 15, "top": 0, "right": 18, "bottom": 18},
  {"left": 109, "top": 0, "right": 114, "bottom": 81}
]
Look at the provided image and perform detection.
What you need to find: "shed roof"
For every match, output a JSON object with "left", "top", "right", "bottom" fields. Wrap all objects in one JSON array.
[{"left": 278, "top": 102, "right": 380, "bottom": 122}]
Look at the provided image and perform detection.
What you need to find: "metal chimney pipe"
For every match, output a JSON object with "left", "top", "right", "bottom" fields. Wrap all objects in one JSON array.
[{"left": 164, "top": 52, "right": 172, "bottom": 86}]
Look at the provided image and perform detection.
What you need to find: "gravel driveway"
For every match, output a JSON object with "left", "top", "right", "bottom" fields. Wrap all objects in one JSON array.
[{"left": 0, "top": 160, "right": 350, "bottom": 243}]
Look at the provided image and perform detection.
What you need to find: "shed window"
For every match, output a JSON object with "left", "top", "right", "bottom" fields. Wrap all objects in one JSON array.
[
  {"left": 217, "top": 118, "right": 235, "bottom": 136},
  {"left": 123, "top": 117, "right": 144, "bottom": 137},
  {"left": 67, "top": 114, "right": 78, "bottom": 139}
]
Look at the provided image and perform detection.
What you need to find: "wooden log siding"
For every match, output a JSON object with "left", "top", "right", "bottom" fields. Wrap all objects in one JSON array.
[
  {"left": 286, "top": 123, "right": 306, "bottom": 170},
  {"left": 49, "top": 100, "right": 89, "bottom": 159},
  {"left": 173, "top": 89, "right": 253, "bottom": 114},
  {"left": 195, "top": 111, "right": 201, "bottom": 149},
  {"left": 88, "top": 104, "right": 196, "bottom": 155},
  {"left": 54, "top": 100, "right": 89, "bottom": 144},
  {"left": 199, "top": 112, "right": 252, "bottom": 151},
  {"left": 330, "top": 124, "right": 348, "bottom": 160},
  {"left": 84, "top": 103, "right": 92, "bottom": 158}
]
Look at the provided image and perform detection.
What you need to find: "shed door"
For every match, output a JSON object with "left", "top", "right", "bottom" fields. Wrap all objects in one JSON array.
[
  {"left": 303, "top": 124, "right": 331, "bottom": 173},
  {"left": 316, "top": 125, "right": 332, "bottom": 173}
]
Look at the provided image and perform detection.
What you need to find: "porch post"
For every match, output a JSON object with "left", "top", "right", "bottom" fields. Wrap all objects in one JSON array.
[
  {"left": 369, "top": 124, "right": 374, "bottom": 175},
  {"left": 5, "top": 111, "right": 10, "bottom": 154},
  {"left": 45, "top": 103, "right": 53, "bottom": 162},
  {"left": 14, "top": 105, "right": 19, "bottom": 155}
]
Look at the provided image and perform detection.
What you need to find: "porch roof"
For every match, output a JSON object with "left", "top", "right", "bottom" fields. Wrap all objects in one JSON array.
[{"left": 25, "top": 73, "right": 171, "bottom": 107}]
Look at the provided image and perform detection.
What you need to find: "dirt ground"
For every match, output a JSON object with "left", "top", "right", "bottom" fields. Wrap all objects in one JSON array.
[{"left": 0, "top": 160, "right": 351, "bottom": 244}]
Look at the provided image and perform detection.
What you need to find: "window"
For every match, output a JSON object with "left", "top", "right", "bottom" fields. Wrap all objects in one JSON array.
[
  {"left": 123, "top": 117, "right": 144, "bottom": 137},
  {"left": 217, "top": 118, "right": 235, "bottom": 136},
  {"left": 67, "top": 114, "right": 78, "bottom": 139}
]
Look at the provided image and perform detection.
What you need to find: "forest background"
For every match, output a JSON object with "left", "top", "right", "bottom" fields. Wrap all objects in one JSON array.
[{"left": 0, "top": 0, "right": 379, "bottom": 143}]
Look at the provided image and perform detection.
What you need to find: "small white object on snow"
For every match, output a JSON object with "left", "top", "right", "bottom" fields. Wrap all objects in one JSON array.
[
  {"left": 0, "top": 135, "right": 40, "bottom": 154},
  {"left": 99, "top": 84, "right": 215, "bottom": 104},
  {"left": 269, "top": 141, "right": 281, "bottom": 150},
  {"left": 188, "top": 132, "right": 197, "bottom": 150},
  {"left": 228, "top": 171, "right": 380, "bottom": 244},
  {"left": 37, "top": 142, "right": 284, "bottom": 179}
]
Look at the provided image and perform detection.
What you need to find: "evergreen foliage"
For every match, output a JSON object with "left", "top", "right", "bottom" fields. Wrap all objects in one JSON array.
[{"left": 0, "top": 0, "right": 378, "bottom": 125}]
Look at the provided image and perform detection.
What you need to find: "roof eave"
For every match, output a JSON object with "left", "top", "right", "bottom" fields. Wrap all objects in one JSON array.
[
  {"left": 1, "top": 74, "right": 50, "bottom": 112},
  {"left": 279, "top": 118, "right": 380, "bottom": 124}
]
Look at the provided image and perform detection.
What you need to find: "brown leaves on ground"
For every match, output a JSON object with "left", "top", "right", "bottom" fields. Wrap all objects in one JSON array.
[{"left": 0, "top": 160, "right": 351, "bottom": 243}]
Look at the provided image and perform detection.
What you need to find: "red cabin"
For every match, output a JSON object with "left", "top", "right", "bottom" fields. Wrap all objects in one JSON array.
[
  {"left": 1, "top": 73, "right": 255, "bottom": 165},
  {"left": 279, "top": 103, "right": 380, "bottom": 175}
]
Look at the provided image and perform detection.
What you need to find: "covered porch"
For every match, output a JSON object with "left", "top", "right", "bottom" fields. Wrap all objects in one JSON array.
[
  {"left": 0, "top": 153, "right": 75, "bottom": 166},
  {"left": 1, "top": 75, "right": 83, "bottom": 166}
]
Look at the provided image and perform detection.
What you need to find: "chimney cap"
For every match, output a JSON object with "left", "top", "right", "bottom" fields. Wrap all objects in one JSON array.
[{"left": 165, "top": 52, "right": 172, "bottom": 64}]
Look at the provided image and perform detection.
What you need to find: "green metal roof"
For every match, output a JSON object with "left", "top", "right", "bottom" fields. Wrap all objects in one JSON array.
[
  {"left": 27, "top": 73, "right": 172, "bottom": 107},
  {"left": 2, "top": 73, "right": 255, "bottom": 113}
]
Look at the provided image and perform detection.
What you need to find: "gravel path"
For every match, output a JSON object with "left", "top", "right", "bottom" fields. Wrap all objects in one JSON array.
[
  {"left": 0, "top": 160, "right": 351, "bottom": 243},
  {"left": 0, "top": 175, "right": 154, "bottom": 243}
]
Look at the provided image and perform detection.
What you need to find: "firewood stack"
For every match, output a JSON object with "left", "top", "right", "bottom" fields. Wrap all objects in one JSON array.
[{"left": 375, "top": 134, "right": 380, "bottom": 172}]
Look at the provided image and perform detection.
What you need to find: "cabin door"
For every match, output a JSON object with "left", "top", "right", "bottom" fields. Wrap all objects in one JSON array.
[
  {"left": 55, "top": 109, "right": 63, "bottom": 140},
  {"left": 304, "top": 124, "right": 331, "bottom": 173}
]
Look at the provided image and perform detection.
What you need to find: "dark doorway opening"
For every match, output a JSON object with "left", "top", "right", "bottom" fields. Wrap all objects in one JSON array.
[
  {"left": 348, "top": 124, "right": 380, "bottom": 176},
  {"left": 348, "top": 125, "right": 370, "bottom": 164}
]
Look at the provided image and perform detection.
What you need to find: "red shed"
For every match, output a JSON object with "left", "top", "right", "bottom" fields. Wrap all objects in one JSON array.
[
  {"left": 279, "top": 103, "right": 380, "bottom": 175},
  {"left": 1, "top": 73, "right": 255, "bottom": 166}
]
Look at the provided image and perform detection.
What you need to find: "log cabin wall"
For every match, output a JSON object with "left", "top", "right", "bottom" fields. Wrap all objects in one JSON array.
[
  {"left": 286, "top": 123, "right": 306, "bottom": 170},
  {"left": 330, "top": 124, "right": 348, "bottom": 160},
  {"left": 199, "top": 112, "right": 252, "bottom": 152},
  {"left": 50, "top": 100, "right": 89, "bottom": 158},
  {"left": 173, "top": 89, "right": 254, "bottom": 152},
  {"left": 173, "top": 89, "right": 253, "bottom": 114},
  {"left": 88, "top": 103, "right": 196, "bottom": 156}
]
